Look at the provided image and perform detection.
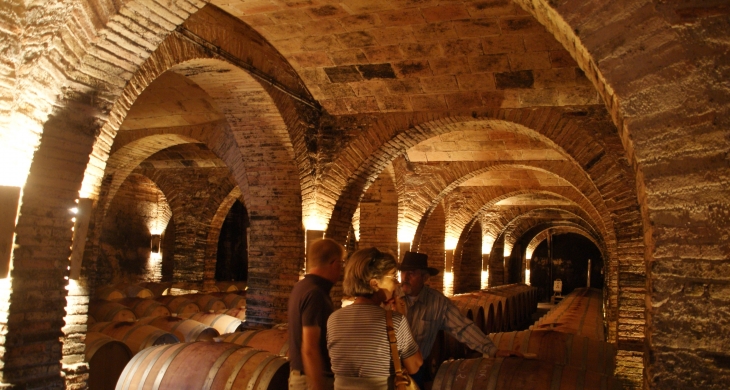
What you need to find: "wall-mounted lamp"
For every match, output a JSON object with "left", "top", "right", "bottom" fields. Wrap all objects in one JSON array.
[
  {"left": 69, "top": 198, "right": 93, "bottom": 280},
  {"left": 0, "top": 186, "right": 21, "bottom": 278},
  {"left": 150, "top": 234, "right": 162, "bottom": 253}
]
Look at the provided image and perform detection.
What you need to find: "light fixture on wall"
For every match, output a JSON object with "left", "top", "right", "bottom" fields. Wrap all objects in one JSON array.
[
  {"left": 150, "top": 234, "right": 162, "bottom": 253},
  {"left": 69, "top": 198, "right": 93, "bottom": 280},
  {"left": 0, "top": 186, "right": 21, "bottom": 278}
]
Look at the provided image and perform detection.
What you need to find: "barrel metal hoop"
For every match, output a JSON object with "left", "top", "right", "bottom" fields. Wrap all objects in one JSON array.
[
  {"left": 121, "top": 323, "right": 141, "bottom": 343},
  {"left": 202, "top": 344, "right": 241, "bottom": 390},
  {"left": 223, "top": 348, "right": 260, "bottom": 390},
  {"left": 442, "top": 359, "right": 461, "bottom": 390},
  {"left": 485, "top": 357, "right": 503, "bottom": 390},
  {"left": 464, "top": 356, "right": 484, "bottom": 390},
  {"left": 279, "top": 338, "right": 289, "bottom": 356},
  {"left": 550, "top": 364, "right": 563, "bottom": 390},
  {"left": 246, "top": 355, "right": 278, "bottom": 390},
  {"left": 240, "top": 330, "right": 261, "bottom": 345},
  {"left": 151, "top": 343, "right": 192, "bottom": 390},
  {"left": 255, "top": 356, "right": 287, "bottom": 390},
  {"left": 116, "top": 342, "right": 164, "bottom": 390},
  {"left": 133, "top": 343, "right": 180, "bottom": 390}
]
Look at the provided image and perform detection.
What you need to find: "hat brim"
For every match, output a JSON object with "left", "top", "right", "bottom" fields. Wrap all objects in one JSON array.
[{"left": 399, "top": 265, "right": 440, "bottom": 276}]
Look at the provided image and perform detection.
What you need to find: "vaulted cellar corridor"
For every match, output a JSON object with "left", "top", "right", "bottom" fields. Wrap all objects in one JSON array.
[{"left": 0, "top": 0, "right": 727, "bottom": 388}]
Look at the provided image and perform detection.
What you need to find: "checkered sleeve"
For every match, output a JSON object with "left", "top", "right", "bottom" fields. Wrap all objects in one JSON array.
[{"left": 442, "top": 298, "right": 498, "bottom": 357}]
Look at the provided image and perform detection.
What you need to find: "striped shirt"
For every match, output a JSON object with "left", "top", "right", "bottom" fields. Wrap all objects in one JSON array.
[
  {"left": 403, "top": 286, "right": 497, "bottom": 359},
  {"left": 327, "top": 304, "right": 419, "bottom": 378}
]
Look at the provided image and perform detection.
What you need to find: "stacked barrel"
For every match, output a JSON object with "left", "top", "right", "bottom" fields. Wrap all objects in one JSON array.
[
  {"left": 433, "top": 287, "right": 622, "bottom": 389},
  {"left": 86, "top": 282, "right": 250, "bottom": 389},
  {"left": 436, "top": 283, "right": 538, "bottom": 364}
]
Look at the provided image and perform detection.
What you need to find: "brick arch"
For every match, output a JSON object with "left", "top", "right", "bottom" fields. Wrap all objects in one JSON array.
[
  {"left": 452, "top": 218, "right": 484, "bottom": 294},
  {"left": 526, "top": 225, "right": 604, "bottom": 261},
  {"left": 325, "top": 108, "right": 635, "bottom": 245},
  {"left": 403, "top": 161, "right": 611, "bottom": 247},
  {"left": 204, "top": 187, "right": 244, "bottom": 291},
  {"left": 138, "top": 166, "right": 238, "bottom": 290},
  {"left": 481, "top": 205, "right": 599, "bottom": 252},
  {"left": 498, "top": 208, "right": 606, "bottom": 261}
]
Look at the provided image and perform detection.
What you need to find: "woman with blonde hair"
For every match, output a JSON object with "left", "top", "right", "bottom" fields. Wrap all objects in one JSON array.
[{"left": 327, "top": 247, "right": 422, "bottom": 389}]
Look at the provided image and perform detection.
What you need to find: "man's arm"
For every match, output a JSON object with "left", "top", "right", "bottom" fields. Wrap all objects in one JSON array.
[
  {"left": 442, "top": 301, "right": 498, "bottom": 357},
  {"left": 301, "top": 325, "right": 326, "bottom": 390}
]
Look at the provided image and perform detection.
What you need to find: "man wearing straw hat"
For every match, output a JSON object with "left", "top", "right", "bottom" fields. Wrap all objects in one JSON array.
[{"left": 398, "top": 251, "right": 497, "bottom": 388}]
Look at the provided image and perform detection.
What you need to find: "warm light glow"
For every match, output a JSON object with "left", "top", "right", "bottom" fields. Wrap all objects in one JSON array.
[
  {"left": 482, "top": 236, "right": 494, "bottom": 254},
  {"left": 525, "top": 247, "right": 535, "bottom": 260},
  {"left": 444, "top": 236, "right": 458, "bottom": 251},
  {"left": 0, "top": 277, "right": 11, "bottom": 323},
  {"left": 503, "top": 244, "right": 512, "bottom": 258},
  {"left": 303, "top": 214, "right": 328, "bottom": 231},
  {"left": 397, "top": 227, "right": 416, "bottom": 245},
  {"left": 148, "top": 252, "right": 163, "bottom": 281},
  {"left": 481, "top": 270, "right": 489, "bottom": 290},
  {"left": 0, "top": 114, "right": 41, "bottom": 188},
  {"left": 525, "top": 269, "right": 531, "bottom": 285},
  {"left": 70, "top": 207, "right": 78, "bottom": 214},
  {"left": 443, "top": 271, "right": 454, "bottom": 297}
]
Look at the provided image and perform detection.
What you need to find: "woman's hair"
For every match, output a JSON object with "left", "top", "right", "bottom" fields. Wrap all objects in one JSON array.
[{"left": 343, "top": 247, "right": 397, "bottom": 297}]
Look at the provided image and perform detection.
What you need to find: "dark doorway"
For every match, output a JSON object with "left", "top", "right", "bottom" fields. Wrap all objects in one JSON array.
[{"left": 215, "top": 200, "right": 249, "bottom": 281}]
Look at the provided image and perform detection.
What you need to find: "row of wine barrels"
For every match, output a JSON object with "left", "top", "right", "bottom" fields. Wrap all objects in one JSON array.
[
  {"left": 155, "top": 296, "right": 201, "bottom": 315},
  {"left": 85, "top": 332, "right": 133, "bottom": 390},
  {"left": 211, "top": 292, "right": 246, "bottom": 309},
  {"left": 118, "top": 297, "right": 171, "bottom": 318},
  {"left": 219, "top": 329, "right": 290, "bottom": 357},
  {"left": 90, "top": 321, "right": 179, "bottom": 354},
  {"left": 97, "top": 284, "right": 155, "bottom": 301},
  {"left": 532, "top": 288, "right": 605, "bottom": 341},
  {"left": 179, "top": 312, "right": 244, "bottom": 334},
  {"left": 139, "top": 281, "right": 173, "bottom": 297},
  {"left": 115, "top": 342, "right": 288, "bottom": 390},
  {"left": 432, "top": 357, "right": 621, "bottom": 390},
  {"left": 184, "top": 294, "right": 227, "bottom": 312},
  {"left": 138, "top": 316, "right": 220, "bottom": 342},
  {"left": 89, "top": 300, "right": 136, "bottom": 323},
  {"left": 213, "top": 281, "right": 246, "bottom": 292},
  {"left": 219, "top": 307, "right": 246, "bottom": 321},
  {"left": 488, "top": 330, "right": 616, "bottom": 375},
  {"left": 487, "top": 284, "right": 538, "bottom": 325}
]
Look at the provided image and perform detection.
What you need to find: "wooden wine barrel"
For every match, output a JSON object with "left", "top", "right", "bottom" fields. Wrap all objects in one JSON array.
[
  {"left": 138, "top": 316, "right": 220, "bottom": 342},
  {"left": 117, "top": 297, "right": 171, "bottom": 318},
  {"left": 480, "top": 290, "right": 519, "bottom": 331},
  {"left": 179, "top": 312, "right": 244, "bottom": 334},
  {"left": 138, "top": 281, "right": 173, "bottom": 297},
  {"left": 219, "top": 329, "right": 289, "bottom": 357},
  {"left": 155, "top": 296, "right": 200, "bottom": 315},
  {"left": 115, "top": 283, "right": 154, "bottom": 298},
  {"left": 211, "top": 292, "right": 246, "bottom": 309},
  {"left": 532, "top": 288, "right": 604, "bottom": 341},
  {"left": 477, "top": 294, "right": 503, "bottom": 333},
  {"left": 432, "top": 357, "right": 621, "bottom": 390},
  {"left": 215, "top": 281, "right": 240, "bottom": 292},
  {"left": 96, "top": 286, "right": 125, "bottom": 301},
  {"left": 89, "top": 300, "right": 136, "bottom": 322},
  {"left": 185, "top": 294, "right": 227, "bottom": 312},
  {"left": 489, "top": 330, "right": 616, "bottom": 375},
  {"left": 115, "top": 342, "right": 289, "bottom": 390},
  {"left": 85, "top": 332, "right": 133, "bottom": 390},
  {"left": 90, "top": 321, "right": 179, "bottom": 354},
  {"left": 220, "top": 307, "right": 246, "bottom": 321},
  {"left": 451, "top": 294, "right": 486, "bottom": 332}
]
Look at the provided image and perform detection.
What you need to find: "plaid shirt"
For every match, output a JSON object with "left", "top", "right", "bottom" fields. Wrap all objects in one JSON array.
[{"left": 403, "top": 286, "right": 497, "bottom": 359}]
